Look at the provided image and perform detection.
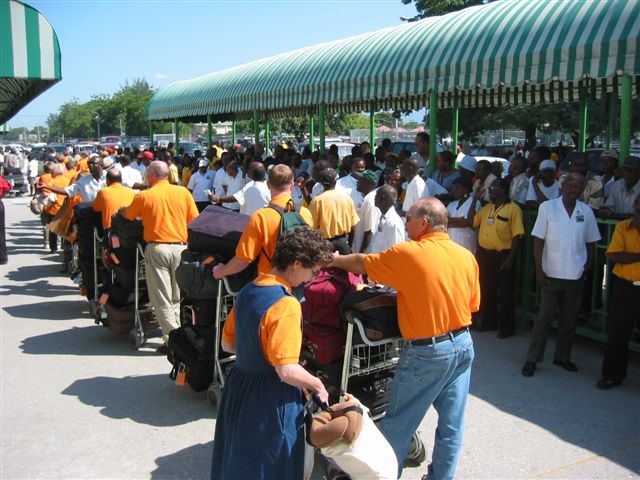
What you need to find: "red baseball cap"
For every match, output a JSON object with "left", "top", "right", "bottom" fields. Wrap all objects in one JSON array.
[{"left": 137, "top": 151, "right": 154, "bottom": 159}]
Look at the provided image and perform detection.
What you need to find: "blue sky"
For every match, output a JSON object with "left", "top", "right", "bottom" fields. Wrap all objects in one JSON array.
[{"left": 12, "top": 0, "right": 418, "bottom": 129}]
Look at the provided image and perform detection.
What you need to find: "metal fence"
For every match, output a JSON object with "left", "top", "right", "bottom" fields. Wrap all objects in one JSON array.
[{"left": 515, "top": 210, "right": 639, "bottom": 352}]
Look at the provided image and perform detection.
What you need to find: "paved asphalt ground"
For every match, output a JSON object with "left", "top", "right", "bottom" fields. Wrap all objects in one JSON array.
[{"left": 1, "top": 195, "right": 639, "bottom": 479}]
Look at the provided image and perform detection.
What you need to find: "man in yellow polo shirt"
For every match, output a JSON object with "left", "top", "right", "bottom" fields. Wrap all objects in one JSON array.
[
  {"left": 468, "top": 177, "right": 524, "bottom": 337},
  {"left": 120, "top": 161, "right": 199, "bottom": 350},
  {"left": 597, "top": 193, "right": 640, "bottom": 389},
  {"left": 332, "top": 197, "right": 479, "bottom": 480},
  {"left": 213, "top": 164, "right": 312, "bottom": 279},
  {"left": 308, "top": 168, "right": 359, "bottom": 254}
]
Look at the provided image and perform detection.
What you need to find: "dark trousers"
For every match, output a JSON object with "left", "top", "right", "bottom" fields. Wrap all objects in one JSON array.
[
  {"left": 526, "top": 277, "right": 584, "bottom": 363},
  {"left": 476, "top": 247, "right": 516, "bottom": 334},
  {"left": 195, "top": 201, "right": 210, "bottom": 213},
  {"left": 41, "top": 213, "right": 59, "bottom": 252},
  {"left": 330, "top": 235, "right": 350, "bottom": 255},
  {"left": 0, "top": 199, "right": 6, "bottom": 263},
  {"left": 601, "top": 276, "right": 640, "bottom": 382}
]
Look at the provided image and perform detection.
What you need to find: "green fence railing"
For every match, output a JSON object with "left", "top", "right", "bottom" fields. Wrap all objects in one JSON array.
[{"left": 515, "top": 210, "right": 639, "bottom": 353}]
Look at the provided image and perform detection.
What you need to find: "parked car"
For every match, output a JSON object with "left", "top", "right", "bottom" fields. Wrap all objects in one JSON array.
[{"left": 179, "top": 141, "right": 204, "bottom": 157}]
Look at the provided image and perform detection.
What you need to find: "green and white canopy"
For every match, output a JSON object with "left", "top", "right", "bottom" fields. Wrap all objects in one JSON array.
[
  {"left": 147, "top": 0, "right": 640, "bottom": 121},
  {"left": 0, "top": 0, "right": 61, "bottom": 125}
]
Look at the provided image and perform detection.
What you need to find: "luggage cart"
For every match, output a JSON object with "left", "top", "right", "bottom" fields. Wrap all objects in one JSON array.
[
  {"left": 130, "top": 243, "right": 153, "bottom": 349},
  {"left": 92, "top": 228, "right": 106, "bottom": 322},
  {"left": 206, "top": 277, "right": 237, "bottom": 409},
  {"left": 338, "top": 311, "right": 426, "bottom": 465}
]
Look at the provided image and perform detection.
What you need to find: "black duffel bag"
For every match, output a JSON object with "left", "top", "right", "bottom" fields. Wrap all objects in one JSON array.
[
  {"left": 111, "top": 213, "right": 144, "bottom": 249},
  {"left": 167, "top": 324, "right": 215, "bottom": 392},
  {"left": 340, "top": 285, "right": 401, "bottom": 341},
  {"left": 187, "top": 205, "right": 250, "bottom": 262},
  {"left": 175, "top": 249, "right": 219, "bottom": 300}
]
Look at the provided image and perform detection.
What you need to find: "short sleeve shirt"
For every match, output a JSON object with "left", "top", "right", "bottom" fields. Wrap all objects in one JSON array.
[
  {"left": 607, "top": 219, "right": 640, "bottom": 282},
  {"left": 604, "top": 178, "right": 640, "bottom": 215},
  {"left": 308, "top": 189, "right": 359, "bottom": 239},
  {"left": 402, "top": 176, "right": 425, "bottom": 212},
  {"left": 526, "top": 177, "right": 560, "bottom": 203},
  {"left": 92, "top": 183, "right": 136, "bottom": 229},
  {"left": 531, "top": 197, "right": 601, "bottom": 280},
  {"left": 473, "top": 201, "right": 524, "bottom": 251}
]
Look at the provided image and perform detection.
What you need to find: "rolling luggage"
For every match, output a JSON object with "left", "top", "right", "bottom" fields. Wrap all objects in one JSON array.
[
  {"left": 340, "top": 286, "right": 401, "bottom": 341},
  {"left": 167, "top": 324, "right": 215, "bottom": 392},
  {"left": 175, "top": 249, "right": 219, "bottom": 300},
  {"left": 187, "top": 205, "right": 250, "bottom": 261},
  {"left": 110, "top": 213, "right": 143, "bottom": 248},
  {"left": 180, "top": 298, "right": 216, "bottom": 326}
]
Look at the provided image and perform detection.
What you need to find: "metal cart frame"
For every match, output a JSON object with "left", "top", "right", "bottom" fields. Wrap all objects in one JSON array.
[{"left": 130, "top": 243, "right": 153, "bottom": 349}]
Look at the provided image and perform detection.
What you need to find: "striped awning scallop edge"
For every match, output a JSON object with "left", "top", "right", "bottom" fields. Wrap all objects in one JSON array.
[
  {"left": 0, "top": 0, "right": 61, "bottom": 125},
  {"left": 147, "top": 0, "right": 640, "bottom": 121}
]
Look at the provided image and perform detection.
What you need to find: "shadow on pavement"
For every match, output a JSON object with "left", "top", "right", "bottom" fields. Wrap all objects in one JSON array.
[
  {"left": 6, "top": 235, "right": 42, "bottom": 246},
  {"left": 1, "top": 281, "right": 81, "bottom": 300},
  {"left": 468, "top": 331, "right": 640, "bottom": 475},
  {"left": 151, "top": 441, "right": 213, "bottom": 479},
  {"left": 4, "top": 298, "right": 90, "bottom": 320},
  {"left": 62, "top": 374, "right": 215, "bottom": 427},
  {"left": 7, "top": 264, "right": 67, "bottom": 282}
]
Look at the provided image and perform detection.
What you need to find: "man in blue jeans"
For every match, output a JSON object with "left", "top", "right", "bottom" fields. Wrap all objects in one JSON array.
[{"left": 332, "top": 197, "right": 480, "bottom": 479}]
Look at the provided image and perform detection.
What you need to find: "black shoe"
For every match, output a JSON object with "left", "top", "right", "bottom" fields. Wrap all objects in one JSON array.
[
  {"left": 522, "top": 361, "right": 536, "bottom": 377},
  {"left": 156, "top": 344, "right": 169, "bottom": 354},
  {"left": 553, "top": 360, "right": 578, "bottom": 372},
  {"left": 496, "top": 331, "right": 514, "bottom": 339},
  {"left": 596, "top": 378, "right": 621, "bottom": 390},
  {"left": 50, "top": 249, "right": 58, "bottom": 254}
]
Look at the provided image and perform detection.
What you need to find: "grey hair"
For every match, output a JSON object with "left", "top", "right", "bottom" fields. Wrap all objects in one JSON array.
[{"left": 413, "top": 197, "right": 448, "bottom": 232}]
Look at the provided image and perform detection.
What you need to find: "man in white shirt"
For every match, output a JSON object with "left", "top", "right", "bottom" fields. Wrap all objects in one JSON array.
[
  {"left": 508, "top": 156, "right": 529, "bottom": 205},
  {"left": 212, "top": 162, "right": 270, "bottom": 216},
  {"left": 414, "top": 132, "right": 431, "bottom": 172},
  {"left": 39, "top": 156, "right": 110, "bottom": 203},
  {"left": 220, "top": 161, "right": 244, "bottom": 211},
  {"left": 133, "top": 151, "right": 152, "bottom": 177},
  {"left": 401, "top": 156, "right": 425, "bottom": 214},
  {"left": 351, "top": 170, "right": 377, "bottom": 253},
  {"left": 525, "top": 159, "right": 560, "bottom": 209},
  {"left": 119, "top": 155, "right": 143, "bottom": 189},
  {"left": 337, "top": 157, "right": 366, "bottom": 210},
  {"left": 187, "top": 158, "right": 215, "bottom": 212},
  {"left": 369, "top": 185, "right": 406, "bottom": 253},
  {"left": 600, "top": 156, "right": 640, "bottom": 220},
  {"left": 27, "top": 155, "right": 39, "bottom": 195},
  {"left": 522, "top": 173, "right": 601, "bottom": 377}
]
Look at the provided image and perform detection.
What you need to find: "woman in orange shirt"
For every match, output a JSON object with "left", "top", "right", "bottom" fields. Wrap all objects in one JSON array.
[{"left": 211, "top": 227, "right": 332, "bottom": 480}]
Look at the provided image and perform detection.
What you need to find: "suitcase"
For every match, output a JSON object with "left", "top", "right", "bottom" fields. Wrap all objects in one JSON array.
[
  {"left": 102, "top": 300, "right": 156, "bottom": 335},
  {"left": 111, "top": 213, "right": 144, "bottom": 248},
  {"left": 180, "top": 297, "right": 217, "bottom": 326},
  {"left": 341, "top": 286, "right": 401, "bottom": 341},
  {"left": 176, "top": 250, "right": 219, "bottom": 300},
  {"left": 167, "top": 324, "right": 215, "bottom": 392},
  {"left": 346, "top": 371, "right": 394, "bottom": 417},
  {"left": 187, "top": 205, "right": 250, "bottom": 261},
  {"left": 302, "top": 321, "right": 346, "bottom": 365}
]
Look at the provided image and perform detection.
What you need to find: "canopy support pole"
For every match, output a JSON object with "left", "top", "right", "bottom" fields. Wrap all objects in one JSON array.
[
  {"left": 606, "top": 93, "right": 614, "bottom": 150},
  {"left": 369, "top": 103, "right": 376, "bottom": 148},
  {"left": 149, "top": 122, "right": 154, "bottom": 149},
  {"left": 174, "top": 119, "right": 180, "bottom": 153},
  {"left": 319, "top": 103, "right": 326, "bottom": 154},
  {"left": 309, "top": 114, "right": 315, "bottom": 152},
  {"left": 207, "top": 115, "right": 213, "bottom": 148},
  {"left": 578, "top": 88, "right": 588, "bottom": 152},
  {"left": 452, "top": 96, "right": 459, "bottom": 156},
  {"left": 619, "top": 73, "right": 632, "bottom": 164},
  {"left": 231, "top": 120, "right": 237, "bottom": 146},
  {"left": 265, "top": 118, "right": 271, "bottom": 157},
  {"left": 253, "top": 111, "right": 259, "bottom": 146},
  {"left": 429, "top": 90, "right": 438, "bottom": 173}
]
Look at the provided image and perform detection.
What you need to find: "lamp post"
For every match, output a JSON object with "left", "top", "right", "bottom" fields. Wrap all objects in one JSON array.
[{"left": 93, "top": 112, "right": 101, "bottom": 142}]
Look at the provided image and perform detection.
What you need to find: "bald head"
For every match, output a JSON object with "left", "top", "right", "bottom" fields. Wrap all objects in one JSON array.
[
  {"left": 147, "top": 160, "right": 169, "bottom": 184},
  {"left": 412, "top": 198, "right": 448, "bottom": 233}
]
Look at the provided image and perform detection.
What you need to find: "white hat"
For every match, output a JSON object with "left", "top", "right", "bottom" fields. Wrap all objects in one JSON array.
[
  {"left": 198, "top": 158, "right": 209, "bottom": 168},
  {"left": 89, "top": 153, "right": 99, "bottom": 160},
  {"left": 539, "top": 159, "right": 556, "bottom": 171},
  {"left": 102, "top": 157, "right": 116, "bottom": 170},
  {"left": 458, "top": 155, "right": 477, "bottom": 173}
]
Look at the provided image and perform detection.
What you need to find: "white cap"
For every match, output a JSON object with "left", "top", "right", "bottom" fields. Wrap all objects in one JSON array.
[
  {"left": 458, "top": 154, "right": 477, "bottom": 173},
  {"left": 198, "top": 159, "right": 209, "bottom": 168},
  {"left": 539, "top": 159, "right": 557, "bottom": 171}
]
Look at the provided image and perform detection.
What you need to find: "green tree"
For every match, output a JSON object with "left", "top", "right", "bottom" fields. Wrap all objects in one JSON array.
[{"left": 400, "top": 0, "right": 485, "bottom": 22}]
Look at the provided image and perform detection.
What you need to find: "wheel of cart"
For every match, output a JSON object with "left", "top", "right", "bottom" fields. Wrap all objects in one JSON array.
[
  {"left": 207, "top": 276, "right": 238, "bottom": 409},
  {"left": 129, "top": 243, "right": 152, "bottom": 349},
  {"left": 338, "top": 310, "right": 426, "bottom": 466},
  {"left": 92, "top": 228, "right": 106, "bottom": 325}
]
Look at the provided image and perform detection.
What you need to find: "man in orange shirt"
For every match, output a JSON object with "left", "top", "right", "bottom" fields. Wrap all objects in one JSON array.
[
  {"left": 213, "top": 164, "right": 312, "bottom": 280},
  {"left": 76, "top": 152, "right": 90, "bottom": 173},
  {"left": 92, "top": 170, "right": 135, "bottom": 230},
  {"left": 121, "top": 161, "right": 199, "bottom": 350},
  {"left": 42, "top": 164, "right": 72, "bottom": 254},
  {"left": 332, "top": 197, "right": 479, "bottom": 480}
]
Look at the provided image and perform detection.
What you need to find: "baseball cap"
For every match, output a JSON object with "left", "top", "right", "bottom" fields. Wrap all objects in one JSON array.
[
  {"left": 539, "top": 159, "right": 557, "bottom": 172},
  {"left": 198, "top": 159, "right": 209, "bottom": 168},
  {"left": 458, "top": 155, "right": 477, "bottom": 173},
  {"left": 601, "top": 149, "right": 618, "bottom": 160},
  {"left": 622, "top": 156, "right": 640, "bottom": 170},
  {"left": 355, "top": 170, "right": 378, "bottom": 185},
  {"left": 137, "top": 151, "right": 154, "bottom": 160},
  {"left": 317, "top": 168, "right": 337, "bottom": 185},
  {"left": 102, "top": 157, "right": 116, "bottom": 170}
]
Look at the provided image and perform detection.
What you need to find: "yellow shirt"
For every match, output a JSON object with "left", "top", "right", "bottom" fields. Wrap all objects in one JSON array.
[
  {"left": 168, "top": 163, "right": 180, "bottom": 185},
  {"left": 607, "top": 219, "right": 640, "bottom": 282},
  {"left": 308, "top": 189, "right": 359, "bottom": 239},
  {"left": 123, "top": 179, "right": 199, "bottom": 243},
  {"left": 92, "top": 183, "right": 136, "bottom": 229},
  {"left": 181, "top": 167, "right": 193, "bottom": 187},
  {"left": 222, "top": 273, "right": 301, "bottom": 366},
  {"left": 473, "top": 201, "right": 524, "bottom": 251},
  {"left": 364, "top": 231, "right": 480, "bottom": 339},
  {"left": 236, "top": 193, "right": 313, "bottom": 274}
]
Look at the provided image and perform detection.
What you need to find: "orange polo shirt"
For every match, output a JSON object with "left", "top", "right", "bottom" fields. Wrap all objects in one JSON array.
[
  {"left": 222, "top": 273, "right": 301, "bottom": 366},
  {"left": 236, "top": 193, "right": 313, "bottom": 274},
  {"left": 43, "top": 175, "right": 71, "bottom": 216},
  {"left": 123, "top": 179, "right": 198, "bottom": 243},
  {"left": 39, "top": 173, "right": 53, "bottom": 193},
  {"left": 607, "top": 219, "right": 640, "bottom": 282},
  {"left": 92, "top": 183, "right": 136, "bottom": 229},
  {"left": 364, "top": 231, "right": 480, "bottom": 340},
  {"left": 76, "top": 159, "right": 89, "bottom": 172},
  {"left": 64, "top": 168, "right": 79, "bottom": 182}
]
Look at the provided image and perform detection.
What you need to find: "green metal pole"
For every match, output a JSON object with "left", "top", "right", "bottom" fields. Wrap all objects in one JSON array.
[
  {"left": 174, "top": 119, "right": 180, "bottom": 153},
  {"left": 207, "top": 114, "right": 213, "bottom": 149},
  {"left": 253, "top": 110, "right": 259, "bottom": 146},
  {"left": 452, "top": 98, "right": 459, "bottom": 157},
  {"left": 149, "top": 121, "right": 154, "bottom": 149},
  {"left": 428, "top": 90, "right": 438, "bottom": 173},
  {"left": 579, "top": 87, "right": 588, "bottom": 152},
  {"left": 319, "top": 103, "right": 326, "bottom": 154},
  {"left": 309, "top": 114, "right": 315, "bottom": 152},
  {"left": 232, "top": 120, "right": 237, "bottom": 146},
  {"left": 265, "top": 119, "right": 271, "bottom": 157},
  {"left": 619, "top": 73, "right": 632, "bottom": 164},
  {"left": 606, "top": 93, "right": 614, "bottom": 150},
  {"left": 369, "top": 103, "right": 376, "bottom": 148}
]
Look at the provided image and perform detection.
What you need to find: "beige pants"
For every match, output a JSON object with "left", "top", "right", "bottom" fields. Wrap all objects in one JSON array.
[{"left": 144, "top": 243, "right": 184, "bottom": 342}]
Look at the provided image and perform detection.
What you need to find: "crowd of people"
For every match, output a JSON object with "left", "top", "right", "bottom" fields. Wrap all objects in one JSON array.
[{"left": 3, "top": 133, "right": 638, "bottom": 479}]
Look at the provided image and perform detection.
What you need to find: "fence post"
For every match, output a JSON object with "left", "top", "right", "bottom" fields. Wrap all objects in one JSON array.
[
  {"left": 319, "top": 103, "right": 326, "bottom": 154},
  {"left": 619, "top": 73, "right": 632, "bottom": 163},
  {"left": 428, "top": 90, "right": 438, "bottom": 173}
]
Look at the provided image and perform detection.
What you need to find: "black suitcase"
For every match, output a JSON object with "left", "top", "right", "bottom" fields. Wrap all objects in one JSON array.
[
  {"left": 176, "top": 249, "right": 219, "bottom": 300},
  {"left": 346, "top": 371, "right": 394, "bottom": 417},
  {"left": 111, "top": 213, "right": 144, "bottom": 248},
  {"left": 180, "top": 297, "right": 217, "bottom": 326},
  {"left": 74, "top": 202, "right": 100, "bottom": 257},
  {"left": 341, "top": 286, "right": 401, "bottom": 341},
  {"left": 187, "top": 205, "right": 250, "bottom": 261},
  {"left": 167, "top": 324, "right": 215, "bottom": 392}
]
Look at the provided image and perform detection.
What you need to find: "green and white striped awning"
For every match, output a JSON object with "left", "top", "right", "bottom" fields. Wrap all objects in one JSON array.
[
  {"left": 147, "top": 0, "right": 640, "bottom": 121},
  {"left": 0, "top": 0, "right": 61, "bottom": 124}
]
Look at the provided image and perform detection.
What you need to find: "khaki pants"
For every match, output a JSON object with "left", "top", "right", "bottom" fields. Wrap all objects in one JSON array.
[{"left": 144, "top": 243, "right": 184, "bottom": 342}]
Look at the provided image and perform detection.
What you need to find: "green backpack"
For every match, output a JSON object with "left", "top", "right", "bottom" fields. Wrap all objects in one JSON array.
[{"left": 261, "top": 204, "right": 309, "bottom": 262}]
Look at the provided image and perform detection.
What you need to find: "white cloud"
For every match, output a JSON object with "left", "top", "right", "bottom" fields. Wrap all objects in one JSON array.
[{"left": 155, "top": 73, "right": 171, "bottom": 80}]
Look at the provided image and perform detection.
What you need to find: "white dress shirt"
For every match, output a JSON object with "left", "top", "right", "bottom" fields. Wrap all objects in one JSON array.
[
  {"left": 236, "top": 180, "right": 270, "bottom": 215},
  {"left": 525, "top": 177, "right": 560, "bottom": 203},
  {"left": 402, "top": 175, "right": 425, "bottom": 212},
  {"left": 64, "top": 174, "right": 106, "bottom": 202},
  {"left": 369, "top": 206, "right": 406, "bottom": 253},
  {"left": 120, "top": 165, "right": 143, "bottom": 188},
  {"left": 509, "top": 173, "right": 529, "bottom": 204},
  {"left": 222, "top": 171, "right": 245, "bottom": 210},
  {"left": 351, "top": 188, "right": 378, "bottom": 253},
  {"left": 446, "top": 195, "right": 480, "bottom": 253},
  {"left": 187, "top": 170, "right": 215, "bottom": 202},
  {"left": 337, "top": 174, "right": 364, "bottom": 210}
]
